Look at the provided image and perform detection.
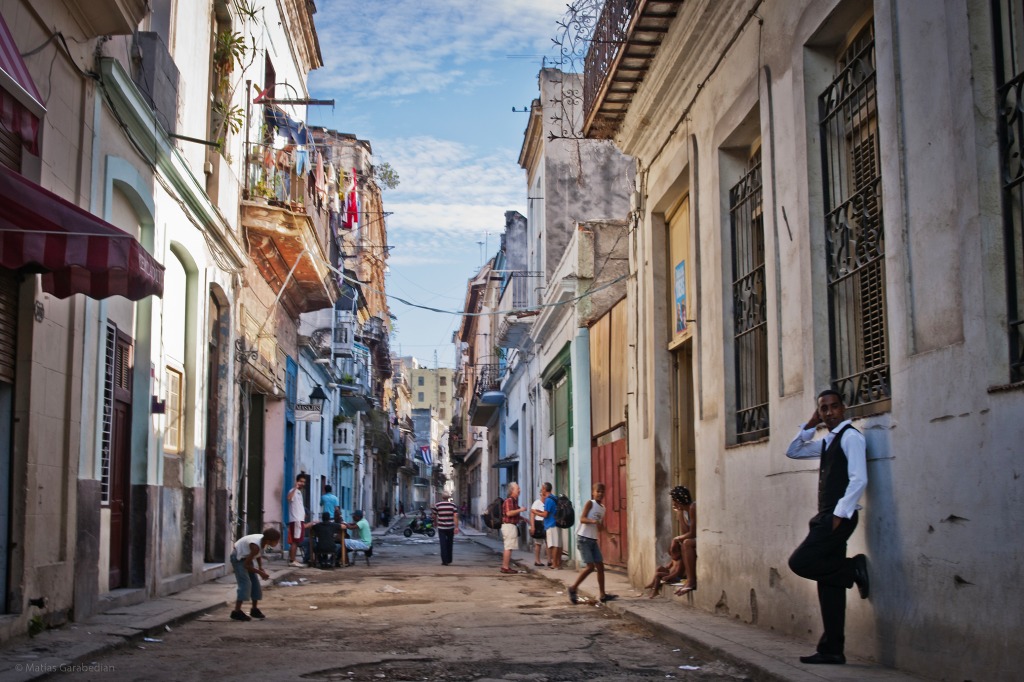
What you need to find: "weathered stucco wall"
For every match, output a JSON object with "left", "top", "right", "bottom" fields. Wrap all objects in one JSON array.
[{"left": 617, "top": 0, "right": 1024, "bottom": 679}]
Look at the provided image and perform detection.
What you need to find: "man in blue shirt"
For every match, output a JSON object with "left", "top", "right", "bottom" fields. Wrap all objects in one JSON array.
[
  {"left": 321, "top": 484, "right": 340, "bottom": 521},
  {"left": 540, "top": 482, "right": 562, "bottom": 569}
]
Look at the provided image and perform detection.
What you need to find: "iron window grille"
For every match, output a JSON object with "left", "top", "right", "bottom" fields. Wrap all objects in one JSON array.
[
  {"left": 99, "top": 324, "right": 116, "bottom": 503},
  {"left": 730, "top": 149, "right": 769, "bottom": 442},
  {"left": 993, "top": 0, "right": 1024, "bottom": 382},
  {"left": 818, "top": 21, "right": 891, "bottom": 411}
]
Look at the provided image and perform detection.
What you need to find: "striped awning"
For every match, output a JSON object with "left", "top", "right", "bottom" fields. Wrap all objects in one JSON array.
[
  {"left": 0, "top": 164, "right": 164, "bottom": 300},
  {"left": 0, "top": 12, "right": 43, "bottom": 155}
]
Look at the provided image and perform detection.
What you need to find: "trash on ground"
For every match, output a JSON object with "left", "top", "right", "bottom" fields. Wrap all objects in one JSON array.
[
  {"left": 309, "top": 605, "right": 318, "bottom": 610},
  {"left": 376, "top": 585, "right": 404, "bottom": 594},
  {"left": 672, "top": 648, "right": 680, "bottom": 652},
  {"left": 278, "top": 580, "right": 298, "bottom": 586},
  {"left": 143, "top": 637, "right": 162, "bottom": 643},
  {"left": 164, "top": 625, "right": 171, "bottom": 631},
  {"left": 678, "top": 665, "right": 700, "bottom": 670}
]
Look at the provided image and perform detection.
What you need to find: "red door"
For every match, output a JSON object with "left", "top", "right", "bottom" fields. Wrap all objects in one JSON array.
[
  {"left": 108, "top": 333, "right": 133, "bottom": 590},
  {"left": 592, "top": 438, "right": 628, "bottom": 568}
]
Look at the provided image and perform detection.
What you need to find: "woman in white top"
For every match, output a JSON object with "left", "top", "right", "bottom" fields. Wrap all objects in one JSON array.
[{"left": 567, "top": 482, "right": 617, "bottom": 604}]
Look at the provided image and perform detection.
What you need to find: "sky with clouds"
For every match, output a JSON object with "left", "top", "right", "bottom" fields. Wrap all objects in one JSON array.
[{"left": 307, "top": 1, "right": 574, "bottom": 367}]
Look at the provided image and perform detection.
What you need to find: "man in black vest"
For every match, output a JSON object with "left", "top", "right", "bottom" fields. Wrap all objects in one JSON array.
[{"left": 786, "top": 389, "right": 870, "bottom": 665}]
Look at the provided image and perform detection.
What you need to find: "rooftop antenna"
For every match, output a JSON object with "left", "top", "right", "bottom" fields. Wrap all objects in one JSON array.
[{"left": 477, "top": 239, "right": 485, "bottom": 265}]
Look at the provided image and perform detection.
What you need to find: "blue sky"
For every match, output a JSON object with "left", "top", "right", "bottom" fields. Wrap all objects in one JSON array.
[{"left": 306, "top": 1, "right": 572, "bottom": 367}]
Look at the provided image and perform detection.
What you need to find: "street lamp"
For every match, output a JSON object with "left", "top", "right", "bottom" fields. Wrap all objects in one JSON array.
[{"left": 309, "top": 385, "right": 329, "bottom": 406}]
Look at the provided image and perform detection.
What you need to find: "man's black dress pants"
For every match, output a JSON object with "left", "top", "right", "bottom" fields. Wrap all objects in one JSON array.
[{"left": 788, "top": 510, "right": 858, "bottom": 656}]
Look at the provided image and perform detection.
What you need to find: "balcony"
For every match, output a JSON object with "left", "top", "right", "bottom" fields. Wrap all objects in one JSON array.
[
  {"left": 469, "top": 362, "right": 505, "bottom": 426},
  {"left": 241, "top": 141, "right": 337, "bottom": 314},
  {"left": 496, "top": 271, "right": 543, "bottom": 349},
  {"left": 66, "top": 0, "right": 148, "bottom": 37},
  {"left": 583, "top": 0, "right": 684, "bottom": 139},
  {"left": 334, "top": 310, "right": 355, "bottom": 357},
  {"left": 413, "top": 476, "right": 430, "bottom": 487}
]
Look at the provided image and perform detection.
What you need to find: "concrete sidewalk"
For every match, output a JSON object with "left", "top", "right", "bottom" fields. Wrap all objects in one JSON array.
[
  {"left": 0, "top": 525, "right": 932, "bottom": 682},
  {"left": 461, "top": 526, "right": 932, "bottom": 682}
]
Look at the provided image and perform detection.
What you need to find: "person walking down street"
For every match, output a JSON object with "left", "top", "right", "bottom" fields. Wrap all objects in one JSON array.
[
  {"left": 568, "top": 482, "right": 617, "bottom": 604},
  {"left": 433, "top": 493, "right": 460, "bottom": 566},
  {"left": 398, "top": 500, "right": 405, "bottom": 518},
  {"left": 321, "top": 484, "right": 340, "bottom": 521},
  {"left": 529, "top": 487, "right": 547, "bottom": 567},
  {"left": 287, "top": 474, "right": 309, "bottom": 567},
  {"left": 229, "top": 528, "right": 280, "bottom": 621},
  {"left": 500, "top": 482, "right": 527, "bottom": 574},
  {"left": 786, "top": 389, "right": 870, "bottom": 666},
  {"left": 672, "top": 485, "right": 698, "bottom": 596}
]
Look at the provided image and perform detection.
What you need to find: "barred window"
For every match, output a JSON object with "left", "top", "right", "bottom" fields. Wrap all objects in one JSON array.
[
  {"left": 729, "top": 149, "right": 768, "bottom": 442},
  {"left": 100, "top": 324, "right": 116, "bottom": 503},
  {"left": 819, "top": 20, "right": 890, "bottom": 410},
  {"left": 993, "top": 1, "right": 1024, "bottom": 382}
]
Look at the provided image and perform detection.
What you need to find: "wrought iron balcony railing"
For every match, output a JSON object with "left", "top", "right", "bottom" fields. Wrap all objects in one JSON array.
[
  {"left": 582, "top": 0, "right": 684, "bottom": 139},
  {"left": 473, "top": 363, "right": 504, "bottom": 397}
]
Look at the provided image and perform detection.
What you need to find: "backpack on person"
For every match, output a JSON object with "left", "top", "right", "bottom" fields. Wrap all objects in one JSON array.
[
  {"left": 482, "top": 497, "right": 504, "bottom": 530},
  {"left": 554, "top": 494, "right": 575, "bottom": 528}
]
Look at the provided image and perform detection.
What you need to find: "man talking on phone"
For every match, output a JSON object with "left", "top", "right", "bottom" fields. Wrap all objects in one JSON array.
[{"left": 785, "top": 389, "right": 870, "bottom": 665}]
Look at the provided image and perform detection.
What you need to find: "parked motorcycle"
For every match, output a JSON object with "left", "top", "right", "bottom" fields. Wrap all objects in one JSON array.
[{"left": 403, "top": 518, "right": 435, "bottom": 537}]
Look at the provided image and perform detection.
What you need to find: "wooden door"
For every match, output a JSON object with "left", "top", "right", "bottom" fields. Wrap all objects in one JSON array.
[
  {"left": 108, "top": 332, "right": 133, "bottom": 590},
  {"left": 591, "top": 438, "right": 628, "bottom": 568}
]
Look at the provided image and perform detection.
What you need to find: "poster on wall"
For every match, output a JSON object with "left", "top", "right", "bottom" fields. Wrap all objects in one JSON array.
[{"left": 674, "top": 260, "right": 687, "bottom": 334}]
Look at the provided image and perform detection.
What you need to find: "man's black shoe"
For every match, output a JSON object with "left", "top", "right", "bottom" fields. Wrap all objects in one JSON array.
[
  {"left": 799, "top": 652, "right": 846, "bottom": 665},
  {"left": 852, "top": 553, "right": 870, "bottom": 599}
]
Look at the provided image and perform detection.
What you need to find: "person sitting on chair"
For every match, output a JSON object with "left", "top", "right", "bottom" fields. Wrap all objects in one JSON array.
[
  {"left": 341, "top": 509, "right": 373, "bottom": 563},
  {"left": 311, "top": 512, "right": 343, "bottom": 568}
]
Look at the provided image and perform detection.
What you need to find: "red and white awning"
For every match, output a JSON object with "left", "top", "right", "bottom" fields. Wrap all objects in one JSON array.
[
  {"left": 0, "top": 164, "right": 164, "bottom": 300},
  {"left": 0, "top": 12, "right": 43, "bottom": 155}
]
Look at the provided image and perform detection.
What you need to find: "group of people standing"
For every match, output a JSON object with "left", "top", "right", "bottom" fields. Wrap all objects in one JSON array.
[
  {"left": 498, "top": 480, "right": 617, "bottom": 604},
  {"left": 227, "top": 392, "right": 869, "bottom": 667}
]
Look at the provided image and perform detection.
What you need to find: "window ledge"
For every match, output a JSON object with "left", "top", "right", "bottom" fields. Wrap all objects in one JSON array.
[
  {"left": 988, "top": 380, "right": 1024, "bottom": 394},
  {"left": 725, "top": 435, "right": 770, "bottom": 450}
]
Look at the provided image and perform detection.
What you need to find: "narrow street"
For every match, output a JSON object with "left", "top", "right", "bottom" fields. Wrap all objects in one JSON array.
[{"left": 55, "top": 535, "right": 750, "bottom": 682}]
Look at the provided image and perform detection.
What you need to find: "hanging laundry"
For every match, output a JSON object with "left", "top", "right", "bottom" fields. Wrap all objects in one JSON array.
[
  {"left": 275, "top": 148, "right": 290, "bottom": 171},
  {"left": 343, "top": 167, "right": 358, "bottom": 230},
  {"left": 294, "top": 147, "right": 310, "bottom": 175},
  {"left": 314, "top": 151, "right": 327, "bottom": 206}
]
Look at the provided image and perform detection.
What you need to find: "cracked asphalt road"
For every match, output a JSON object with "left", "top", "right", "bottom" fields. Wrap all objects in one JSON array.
[{"left": 53, "top": 534, "right": 752, "bottom": 681}]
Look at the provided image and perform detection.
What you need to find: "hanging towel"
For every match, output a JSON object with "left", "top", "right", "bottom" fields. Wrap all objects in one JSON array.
[{"left": 315, "top": 151, "right": 326, "bottom": 204}]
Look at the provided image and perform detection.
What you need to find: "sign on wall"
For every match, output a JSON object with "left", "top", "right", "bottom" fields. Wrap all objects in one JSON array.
[{"left": 294, "top": 403, "right": 322, "bottom": 422}]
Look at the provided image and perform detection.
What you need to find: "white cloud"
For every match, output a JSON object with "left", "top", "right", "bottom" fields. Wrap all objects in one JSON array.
[
  {"left": 372, "top": 135, "right": 526, "bottom": 264},
  {"left": 310, "top": 0, "right": 565, "bottom": 97}
]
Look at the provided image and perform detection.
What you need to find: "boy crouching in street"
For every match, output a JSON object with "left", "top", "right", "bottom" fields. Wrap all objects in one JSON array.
[{"left": 230, "top": 527, "right": 281, "bottom": 621}]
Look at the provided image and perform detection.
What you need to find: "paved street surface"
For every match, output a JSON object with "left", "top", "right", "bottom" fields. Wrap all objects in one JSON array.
[
  {"left": 40, "top": 533, "right": 749, "bottom": 681},
  {"left": 0, "top": 525, "right": 934, "bottom": 682}
]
